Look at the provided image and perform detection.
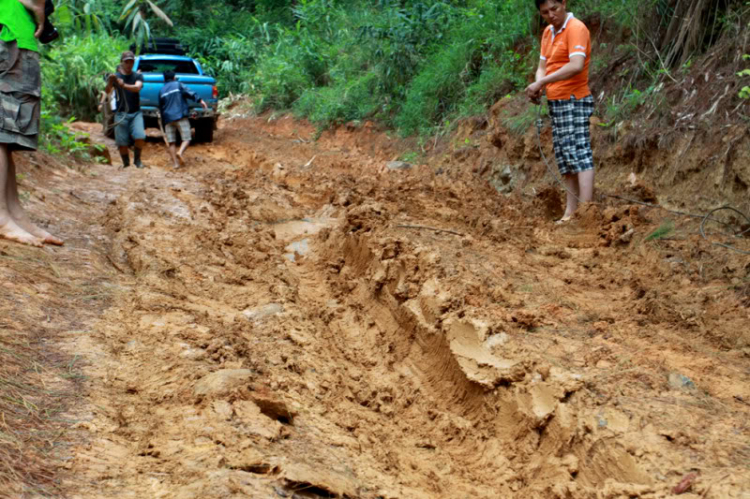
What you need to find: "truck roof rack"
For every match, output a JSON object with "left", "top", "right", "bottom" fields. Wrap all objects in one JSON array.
[{"left": 130, "top": 37, "right": 188, "bottom": 56}]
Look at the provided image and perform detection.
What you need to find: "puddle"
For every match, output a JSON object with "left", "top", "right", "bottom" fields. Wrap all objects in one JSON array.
[
  {"left": 274, "top": 219, "right": 329, "bottom": 241},
  {"left": 275, "top": 210, "right": 336, "bottom": 262},
  {"left": 284, "top": 238, "right": 310, "bottom": 262}
]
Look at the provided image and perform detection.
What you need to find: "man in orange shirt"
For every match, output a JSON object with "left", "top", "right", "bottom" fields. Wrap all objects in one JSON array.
[{"left": 525, "top": 0, "right": 594, "bottom": 223}]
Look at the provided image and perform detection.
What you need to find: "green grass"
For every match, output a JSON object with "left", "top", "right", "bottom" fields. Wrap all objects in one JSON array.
[{"left": 645, "top": 220, "right": 675, "bottom": 241}]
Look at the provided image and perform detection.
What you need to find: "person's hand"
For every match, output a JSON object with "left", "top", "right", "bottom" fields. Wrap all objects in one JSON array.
[
  {"left": 30, "top": 4, "right": 45, "bottom": 39},
  {"left": 117, "top": 78, "right": 125, "bottom": 88},
  {"left": 525, "top": 81, "right": 543, "bottom": 103},
  {"left": 201, "top": 100, "right": 208, "bottom": 110}
]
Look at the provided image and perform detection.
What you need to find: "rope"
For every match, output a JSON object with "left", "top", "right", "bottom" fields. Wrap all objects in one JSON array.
[
  {"left": 97, "top": 69, "right": 131, "bottom": 135},
  {"left": 533, "top": 102, "right": 750, "bottom": 255},
  {"left": 700, "top": 207, "right": 750, "bottom": 255}
]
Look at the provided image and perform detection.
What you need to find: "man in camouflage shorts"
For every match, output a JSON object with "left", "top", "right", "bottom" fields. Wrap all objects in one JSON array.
[{"left": 0, "top": 0, "right": 63, "bottom": 245}]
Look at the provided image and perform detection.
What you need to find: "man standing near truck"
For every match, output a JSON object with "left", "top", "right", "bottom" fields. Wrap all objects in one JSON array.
[
  {"left": 158, "top": 70, "right": 207, "bottom": 168},
  {"left": 106, "top": 51, "right": 146, "bottom": 168}
]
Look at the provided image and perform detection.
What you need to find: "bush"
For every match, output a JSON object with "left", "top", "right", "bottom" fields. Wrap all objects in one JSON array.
[
  {"left": 294, "top": 71, "right": 381, "bottom": 126},
  {"left": 40, "top": 0, "right": 681, "bottom": 139},
  {"left": 41, "top": 33, "right": 128, "bottom": 121},
  {"left": 395, "top": 1, "right": 532, "bottom": 135},
  {"left": 39, "top": 112, "right": 106, "bottom": 162}
]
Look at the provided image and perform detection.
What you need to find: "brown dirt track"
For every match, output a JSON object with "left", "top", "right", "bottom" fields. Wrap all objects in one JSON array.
[{"left": 2, "top": 112, "right": 750, "bottom": 499}]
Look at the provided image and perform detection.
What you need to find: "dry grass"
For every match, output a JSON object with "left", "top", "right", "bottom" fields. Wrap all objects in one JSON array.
[
  {"left": 0, "top": 329, "right": 66, "bottom": 497},
  {"left": 0, "top": 248, "right": 90, "bottom": 498}
]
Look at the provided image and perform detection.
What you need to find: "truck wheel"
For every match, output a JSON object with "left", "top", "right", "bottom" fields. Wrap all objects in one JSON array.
[{"left": 194, "top": 119, "right": 214, "bottom": 143}]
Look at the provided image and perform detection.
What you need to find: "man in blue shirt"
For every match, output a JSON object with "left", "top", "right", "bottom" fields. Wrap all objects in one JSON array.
[{"left": 158, "top": 70, "right": 207, "bottom": 168}]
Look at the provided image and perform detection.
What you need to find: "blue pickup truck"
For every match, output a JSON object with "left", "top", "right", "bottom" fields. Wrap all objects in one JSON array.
[{"left": 133, "top": 53, "right": 219, "bottom": 142}]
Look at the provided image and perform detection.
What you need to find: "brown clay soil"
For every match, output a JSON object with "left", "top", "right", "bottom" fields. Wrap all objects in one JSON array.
[{"left": 2, "top": 111, "right": 750, "bottom": 499}]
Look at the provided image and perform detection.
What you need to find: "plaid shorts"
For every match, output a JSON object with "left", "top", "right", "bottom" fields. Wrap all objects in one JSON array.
[
  {"left": 0, "top": 40, "right": 40, "bottom": 151},
  {"left": 548, "top": 95, "right": 595, "bottom": 175},
  {"left": 164, "top": 117, "right": 191, "bottom": 143}
]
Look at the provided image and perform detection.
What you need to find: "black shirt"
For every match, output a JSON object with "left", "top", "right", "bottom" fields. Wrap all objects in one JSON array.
[{"left": 114, "top": 71, "right": 144, "bottom": 113}]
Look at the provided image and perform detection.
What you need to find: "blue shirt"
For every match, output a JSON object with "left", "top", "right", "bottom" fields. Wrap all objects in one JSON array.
[{"left": 158, "top": 80, "right": 200, "bottom": 124}]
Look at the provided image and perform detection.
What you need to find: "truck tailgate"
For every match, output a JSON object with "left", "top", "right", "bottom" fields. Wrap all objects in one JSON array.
[{"left": 141, "top": 74, "right": 215, "bottom": 109}]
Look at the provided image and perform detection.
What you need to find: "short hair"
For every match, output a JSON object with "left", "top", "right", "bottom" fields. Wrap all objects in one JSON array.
[
  {"left": 163, "top": 70, "right": 176, "bottom": 81},
  {"left": 535, "top": 0, "right": 563, "bottom": 10}
]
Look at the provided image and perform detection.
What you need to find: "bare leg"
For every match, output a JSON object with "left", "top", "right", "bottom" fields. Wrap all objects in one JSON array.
[
  {"left": 561, "top": 173, "right": 579, "bottom": 221},
  {"left": 0, "top": 144, "right": 43, "bottom": 246},
  {"left": 5, "top": 147, "right": 63, "bottom": 245},
  {"left": 168, "top": 143, "right": 179, "bottom": 168},
  {"left": 577, "top": 168, "right": 595, "bottom": 203},
  {"left": 176, "top": 140, "right": 189, "bottom": 166}
]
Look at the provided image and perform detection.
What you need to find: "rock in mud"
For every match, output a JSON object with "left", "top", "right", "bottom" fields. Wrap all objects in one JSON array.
[
  {"left": 242, "top": 303, "right": 284, "bottom": 322},
  {"left": 249, "top": 387, "right": 296, "bottom": 424},
  {"left": 282, "top": 461, "right": 358, "bottom": 498},
  {"left": 444, "top": 316, "right": 525, "bottom": 388},
  {"left": 386, "top": 161, "right": 413, "bottom": 171},
  {"left": 490, "top": 164, "right": 518, "bottom": 195},
  {"left": 668, "top": 372, "right": 696, "bottom": 391},
  {"left": 194, "top": 369, "right": 255, "bottom": 397}
]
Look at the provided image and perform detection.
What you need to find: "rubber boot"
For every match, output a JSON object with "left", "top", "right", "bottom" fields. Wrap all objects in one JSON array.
[{"left": 134, "top": 148, "right": 145, "bottom": 169}]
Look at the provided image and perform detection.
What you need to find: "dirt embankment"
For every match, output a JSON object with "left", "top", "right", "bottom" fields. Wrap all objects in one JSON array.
[{"left": 2, "top": 108, "right": 750, "bottom": 498}]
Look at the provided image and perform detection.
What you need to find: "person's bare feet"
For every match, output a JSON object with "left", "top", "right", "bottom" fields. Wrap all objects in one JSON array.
[
  {"left": 24, "top": 222, "right": 63, "bottom": 245},
  {"left": 0, "top": 217, "right": 43, "bottom": 247},
  {"left": 176, "top": 152, "right": 185, "bottom": 167},
  {"left": 8, "top": 209, "right": 63, "bottom": 245}
]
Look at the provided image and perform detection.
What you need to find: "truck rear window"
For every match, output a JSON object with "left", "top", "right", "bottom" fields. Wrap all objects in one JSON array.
[{"left": 137, "top": 59, "right": 199, "bottom": 75}]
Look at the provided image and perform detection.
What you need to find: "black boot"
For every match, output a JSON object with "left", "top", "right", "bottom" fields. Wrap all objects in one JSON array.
[
  {"left": 134, "top": 148, "right": 145, "bottom": 168},
  {"left": 120, "top": 152, "right": 130, "bottom": 168}
]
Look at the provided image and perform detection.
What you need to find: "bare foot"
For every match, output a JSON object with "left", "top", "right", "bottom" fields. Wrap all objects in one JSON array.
[
  {"left": 176, "top": 152, "right": 185, "bottom": 167},
  {"left": 0, "top": 218, "right": 43, "bottom": 247},
  {"left": 9, "top": 212, "right": 64, "bottom": 245},
  {"left": 22, "top": 221, "right": 63, "bottom": 245}
]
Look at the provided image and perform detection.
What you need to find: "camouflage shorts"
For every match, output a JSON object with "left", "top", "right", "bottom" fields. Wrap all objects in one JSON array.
[{"left": 0, "top": 39, "right": 41, "bottom": 151}]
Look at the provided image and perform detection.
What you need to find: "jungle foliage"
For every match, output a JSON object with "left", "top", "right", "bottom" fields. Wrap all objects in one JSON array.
[{"left": 40, "top": 0, "right": 749, "bottom": 135}]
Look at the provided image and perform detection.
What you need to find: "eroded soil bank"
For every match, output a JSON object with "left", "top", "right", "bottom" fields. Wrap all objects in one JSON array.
[{"left": 3, "top": 114, "right": 750, "bottom": 498}]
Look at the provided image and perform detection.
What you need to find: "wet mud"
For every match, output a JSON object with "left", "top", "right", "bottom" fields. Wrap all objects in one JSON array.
[{"left": 3, "top": 115, "right": 750, "bottom": 498}]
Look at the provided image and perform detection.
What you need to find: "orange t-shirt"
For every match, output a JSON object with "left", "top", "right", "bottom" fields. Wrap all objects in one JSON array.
[{"left": 540, "top": 14, "right": 591, "bottom": 101}]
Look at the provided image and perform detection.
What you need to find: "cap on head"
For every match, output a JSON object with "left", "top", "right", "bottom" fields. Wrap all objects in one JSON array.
[{"left": 121, "top": 51, "right": 136, "bottom": 62}]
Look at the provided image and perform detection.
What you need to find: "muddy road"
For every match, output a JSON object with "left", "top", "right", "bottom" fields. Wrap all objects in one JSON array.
[{"left": 3, "top": 114, "right": 750, "bottom": 498}]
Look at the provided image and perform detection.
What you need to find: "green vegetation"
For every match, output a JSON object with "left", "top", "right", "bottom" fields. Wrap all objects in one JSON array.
[
  {"left": 36, "top": 0, "right": 749, "bottom": 143},
  {"left": 645, "top": 220, "right": 675, "bottom": 242},
  {"left": 41, "top": 33, "right": 128, "bottom": 121},
  {"left": 40, "top": 113, "right": 106, "bottom": 161},
  {"left": 739, "top": 55, "right": 750, "bottom": 99}
]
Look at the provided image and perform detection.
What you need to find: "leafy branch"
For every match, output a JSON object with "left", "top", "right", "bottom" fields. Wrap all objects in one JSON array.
[{"left": 120, "top": 0, "right": 173, "bottom": 49}]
